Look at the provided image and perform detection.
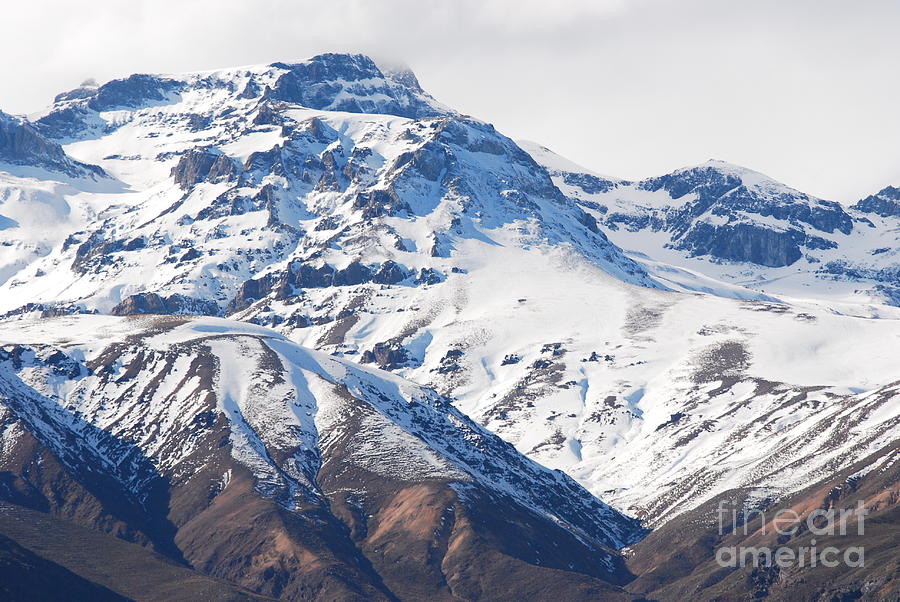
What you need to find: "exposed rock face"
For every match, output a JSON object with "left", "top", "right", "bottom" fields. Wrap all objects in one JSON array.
[
  {"left": 85, "top": 74, "right": 183, "bottom": 112},
  {"left": 0, "top": 315, "right": 644, "bottom": 600},
  {"left": 637, "top": 164, "right": 853, "bottom": 267},
  {"left": 110, "top": 292, "right": 222, "bottom": 316},
  {"left": 852, "top": 185, "right": 900, "bottom": 217},
  {"left": 228, "top": 260, "right": 421, "bottom": 312},
  {"left": 638, "top": 164, "right": 743, "bottom": 205},
  {"left": 534, "top": 148, "right": 863, "bottom": 270},
  {"left": 360, "top": 339, "right": 413, "bottom": 370},
  {"left": 676, "top": 222, "right": 803, "bottom": 267},
  {"left": 171, "top": 147, "right": 237, "bottom": 189},
  {"left": 0, "top": 111, "right": 104, "bottom": 177},
  {"left": 351, "top": 188, "right": 412, "bottom": 218},
  {"left": 268, "top": 54, "right": 446, "bottom": 119},
  {"left": 562, "top": 171, "right": 619, "bottom": 194},
  {"left": 70, "top": 230, "right": 125, "bottom": 275}
]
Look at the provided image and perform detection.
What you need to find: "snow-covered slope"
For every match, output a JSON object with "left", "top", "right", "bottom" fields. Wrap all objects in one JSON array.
[
  {"left": 0, "top": 313, "right": 643, "bottom": 599},
  {"left": 331, "top": 255, "right": 900, "bottom": 524},
  {"left": 0, "top": 109, "right": 112, "bottom": 296}
]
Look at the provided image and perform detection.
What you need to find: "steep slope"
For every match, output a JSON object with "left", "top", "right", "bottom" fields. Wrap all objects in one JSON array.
[
  {"left": 0, "top": 314, "right": 644, "bottom": 600},
  {"left": 843, "top": 184, "right": 900, "bottom": 305},
  {"left": 625, "top": 443, "right": 899, "bottom": 600},
  {"left": 852, "top": 184, "right": 900, "bottom": 219},
  {"left": 524, "top": 141, "right": 900, "bottom": 308},
  {"left": 378, "top": 272, "right": 900, "bottom": 525}
]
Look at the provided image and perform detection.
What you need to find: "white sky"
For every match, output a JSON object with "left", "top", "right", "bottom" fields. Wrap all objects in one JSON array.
[{"left": 3, "top": 0, "right": 898, "bottom": 201}]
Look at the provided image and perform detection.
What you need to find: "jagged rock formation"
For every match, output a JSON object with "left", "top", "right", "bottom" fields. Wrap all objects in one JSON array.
[
  {"left": 0, "top": 110, "right": 104, "bottom": 178},
  {"left": 554, "top": 156, "right": 854, "bottom": 268},
  {"left": 853, "top": 185, "right": 900, "bottom": 218}
]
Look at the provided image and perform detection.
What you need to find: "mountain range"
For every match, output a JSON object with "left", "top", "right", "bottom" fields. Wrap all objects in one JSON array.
[{"left": 0, "top": 53, "right": 897, "bottom": 601}]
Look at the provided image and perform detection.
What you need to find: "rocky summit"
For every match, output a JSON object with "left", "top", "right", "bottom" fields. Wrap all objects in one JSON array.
[
  {"left": 0, "top": 54, "right": 897, "bottom": 601},
  {"left": 527, "top": 142, "right": 900, "bottom": 307}
]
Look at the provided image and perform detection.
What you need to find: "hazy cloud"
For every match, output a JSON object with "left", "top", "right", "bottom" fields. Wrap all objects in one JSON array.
[{"left": 2, "top": 0, "right": 898, "bottom": 200}]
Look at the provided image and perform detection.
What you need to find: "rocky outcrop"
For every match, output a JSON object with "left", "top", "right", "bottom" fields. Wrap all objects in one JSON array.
[
  {"left": 268, "top": 54, "right": 445, "bottom": 119},
  {"left": 71, "top": 231, "right": 125, "bottom": 275},
  {"left": 110, "top": 292, "right": 221, "bottom": 316},
  {"left": 85, "top": 74, "right": 182, "bottom": 112},
  {"left": 228, "top": 260, "right": 420, "bottom": 312},
  {"left": 0, "top": 111, "right": 104, "bottom": 177},
  {"left": 674, "top": 222, "right": 804, "bottom": 267},
  {"left": 819, "top": 260, "right": 900, "bottom": 286},
  {"left": 852, "top": 185, "right": 900, "bottom": 218},
  {"left": 360, "top": 339, "right": 413, "bottom": 370},
  {"left": 562, "top": 171, "right": 619, "bottom": 194},
  {"left": 171, "top": 147, "right": 237, "bottom": 189},
  {"left": 351, "top": 189, "right": 412, "bottom": 218}
]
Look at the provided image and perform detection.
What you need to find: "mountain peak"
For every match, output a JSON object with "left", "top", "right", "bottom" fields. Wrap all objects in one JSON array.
[
  {"left": 265, "top": 53, "right": 446, "bottom": 118},
  {"left": 660, "top": 159, "right": 826, "bottom": 202},
  {"left": 34, "top": 53, "right": 450, "bottom": 140},
  {"left": 277, "top": 53, "right": 425, "bottom": 92},
  {"left": 271, "top": 52, "right": 384, "bottom": 82},
  {"left": 674, "top": 158, "right": 769, "bottom": 181},
  {"left": 851, "top": 184, "right": 900, "bottom": 218},
  {"left": 374, "top": 58, "right": 425, "bottom": 92}
]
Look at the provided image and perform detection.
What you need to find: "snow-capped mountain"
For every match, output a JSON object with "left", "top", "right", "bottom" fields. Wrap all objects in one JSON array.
[
  {"left": 0, "top": 53, "right": 898, "bottom": 599},
  {"left": 0, "top": 314, "right": 643, "bottom": 599},
  {"left": 0, "top": 53, "right": 652, "bottom": 318},
  {"left": 525, "top": 141, "right": 900, "bottom": 308}
]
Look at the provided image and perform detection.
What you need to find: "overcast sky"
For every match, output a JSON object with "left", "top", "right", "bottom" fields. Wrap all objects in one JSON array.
[{"left": 2, "top": 0, "right": 898, "bottom": 200}]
